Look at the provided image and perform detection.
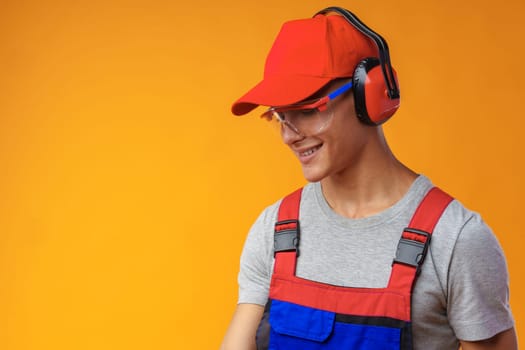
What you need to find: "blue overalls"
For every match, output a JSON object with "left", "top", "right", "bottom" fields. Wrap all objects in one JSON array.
[{"left": 256, "top": 187, "right": 453, "bottom": 349}]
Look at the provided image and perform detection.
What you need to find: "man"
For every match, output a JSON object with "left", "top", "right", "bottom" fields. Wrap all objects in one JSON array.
[{"left": 221, "top": 7, "right": 516, "bottom": 350}]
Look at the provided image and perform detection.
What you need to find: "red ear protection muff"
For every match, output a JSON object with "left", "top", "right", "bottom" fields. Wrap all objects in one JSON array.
[
  {"left": 315, "top": 7, "right": 400, "bottom": 126},
  {"left": 353, "top": 57, "right": 400, "bottom": 125}
]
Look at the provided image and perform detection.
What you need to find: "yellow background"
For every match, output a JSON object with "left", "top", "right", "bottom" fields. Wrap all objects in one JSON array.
[{"left": 1, "top": 0, "right": 523, "bottom": 348}]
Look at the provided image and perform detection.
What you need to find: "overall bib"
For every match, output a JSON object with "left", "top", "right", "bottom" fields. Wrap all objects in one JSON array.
[{"left": 256, "top": 187, "right": 453, "bottom": 350}]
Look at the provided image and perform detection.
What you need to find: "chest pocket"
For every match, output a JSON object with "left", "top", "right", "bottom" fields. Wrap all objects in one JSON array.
[{"left": 268, "top": 300, "right": 402, "bottom": 350}]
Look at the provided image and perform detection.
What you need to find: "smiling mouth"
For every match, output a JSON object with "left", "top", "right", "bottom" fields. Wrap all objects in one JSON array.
[{"left": 299, "top": 145, "right": 322, "bottom": 157}]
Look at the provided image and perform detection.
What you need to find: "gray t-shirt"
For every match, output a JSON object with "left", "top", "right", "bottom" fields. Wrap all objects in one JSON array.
[{"left": 238, "top": 175, "right": 514, "bottom": 349}]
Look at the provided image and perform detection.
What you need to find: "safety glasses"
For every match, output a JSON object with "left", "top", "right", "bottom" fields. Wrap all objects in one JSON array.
[{"left": 261, "top": 80, "right": 353, "bottom": 137}]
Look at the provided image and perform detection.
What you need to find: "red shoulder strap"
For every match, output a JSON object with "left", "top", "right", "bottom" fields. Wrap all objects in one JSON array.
[
  {"left": 273, "top": 188, "right": 302, "bottom": 276},
  {"left": 387, "top": 187, "right": 453, "bottom": 292}
]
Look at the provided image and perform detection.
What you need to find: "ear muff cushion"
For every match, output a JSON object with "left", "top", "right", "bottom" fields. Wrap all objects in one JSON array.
[{"left": 353, "top": 58, "right": 400, "bottom": 125}]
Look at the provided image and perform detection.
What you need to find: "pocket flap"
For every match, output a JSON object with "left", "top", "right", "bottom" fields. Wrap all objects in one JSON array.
[{"left": 269, "top": 300, "right": 335, "bottom": 342}]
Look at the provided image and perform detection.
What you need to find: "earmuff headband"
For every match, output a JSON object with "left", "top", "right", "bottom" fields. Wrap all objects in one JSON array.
[{"left": 315, "top": 7, "right": 400, "bottom": 100}]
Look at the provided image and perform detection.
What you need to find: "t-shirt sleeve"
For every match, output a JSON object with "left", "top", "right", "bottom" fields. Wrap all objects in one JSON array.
[
  {"left": 447, "top": 213, "right": 515, "bottom": 341},
  {"left": 237, "top": 203, "right": 279, "bottom": 306}
]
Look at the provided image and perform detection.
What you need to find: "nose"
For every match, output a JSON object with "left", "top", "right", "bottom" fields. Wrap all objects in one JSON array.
[{"left": 281, "top": 124, "right": 305, "bottom": 145}]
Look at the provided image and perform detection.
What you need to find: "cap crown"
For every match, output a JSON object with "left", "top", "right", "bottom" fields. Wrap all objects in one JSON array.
[{"left": 265, "top": 15, "right": 377, "bottom": 80}]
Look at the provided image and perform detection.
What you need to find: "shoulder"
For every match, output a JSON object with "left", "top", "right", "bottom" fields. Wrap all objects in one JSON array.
[
  {"left": 433, "top": 196, "right": 513, "bottom": 341},
  {"left": 413, "top": 190, "right": 513, "bottom": 344},
  {"left": 433, "top": 198, "right": 501, "bottom": 260},
  {"left": 429, "top": 196, "right": 503, "bottom": 286},
  {"left": 252, "top": 183, "right": 317, "bottom": 225},
  {"left": 241, "top": 185, "right": 313, "bottom": 260}
]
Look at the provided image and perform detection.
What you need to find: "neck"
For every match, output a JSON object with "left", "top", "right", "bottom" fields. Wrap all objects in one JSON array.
[{"left": 320, "top": 129, "right": 417, "bottom": 219}]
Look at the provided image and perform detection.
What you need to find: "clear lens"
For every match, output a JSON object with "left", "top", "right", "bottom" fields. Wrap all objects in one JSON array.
[
  {"left": 261, "top": 110, "right": 286, "bottom": 136},
  {"left": 261, "top": 106, "right": 333, "bottom": 137}
]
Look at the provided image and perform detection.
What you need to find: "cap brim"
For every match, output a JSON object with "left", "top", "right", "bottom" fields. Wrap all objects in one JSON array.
[{"left": 231, "top": 75, "right": 333, "bottom": 116}]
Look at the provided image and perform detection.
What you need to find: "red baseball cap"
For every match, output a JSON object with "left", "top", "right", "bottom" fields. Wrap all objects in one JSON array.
[{"left": 231, "top": 14, "right": 378, "bottom": 116}]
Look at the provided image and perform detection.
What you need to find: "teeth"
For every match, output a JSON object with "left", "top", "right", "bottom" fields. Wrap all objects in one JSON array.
[{"left": 300, "top": 145, "right": 321, "bottom": 157}]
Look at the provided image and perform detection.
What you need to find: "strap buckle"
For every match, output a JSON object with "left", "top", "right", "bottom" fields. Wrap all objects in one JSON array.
[
  {"left": 393, "top": 228, "right": 431, "bottom": 273},
  {"left": 274, "top": 219, "right": 300, "bottom": 256}
]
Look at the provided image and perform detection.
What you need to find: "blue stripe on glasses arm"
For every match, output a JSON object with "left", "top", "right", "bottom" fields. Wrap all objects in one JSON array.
[{"left": 327, "top": 81, "right": 353, "bottom": 100}]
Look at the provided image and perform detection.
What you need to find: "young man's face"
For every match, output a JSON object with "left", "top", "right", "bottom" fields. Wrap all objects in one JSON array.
[{"left": 280, "top": 81, "right": 378, "bottom": 183}]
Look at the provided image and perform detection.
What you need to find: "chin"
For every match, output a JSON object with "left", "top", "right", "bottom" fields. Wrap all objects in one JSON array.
[{"left": 301, "top": 167, "right": 327, "bottom": 183}]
